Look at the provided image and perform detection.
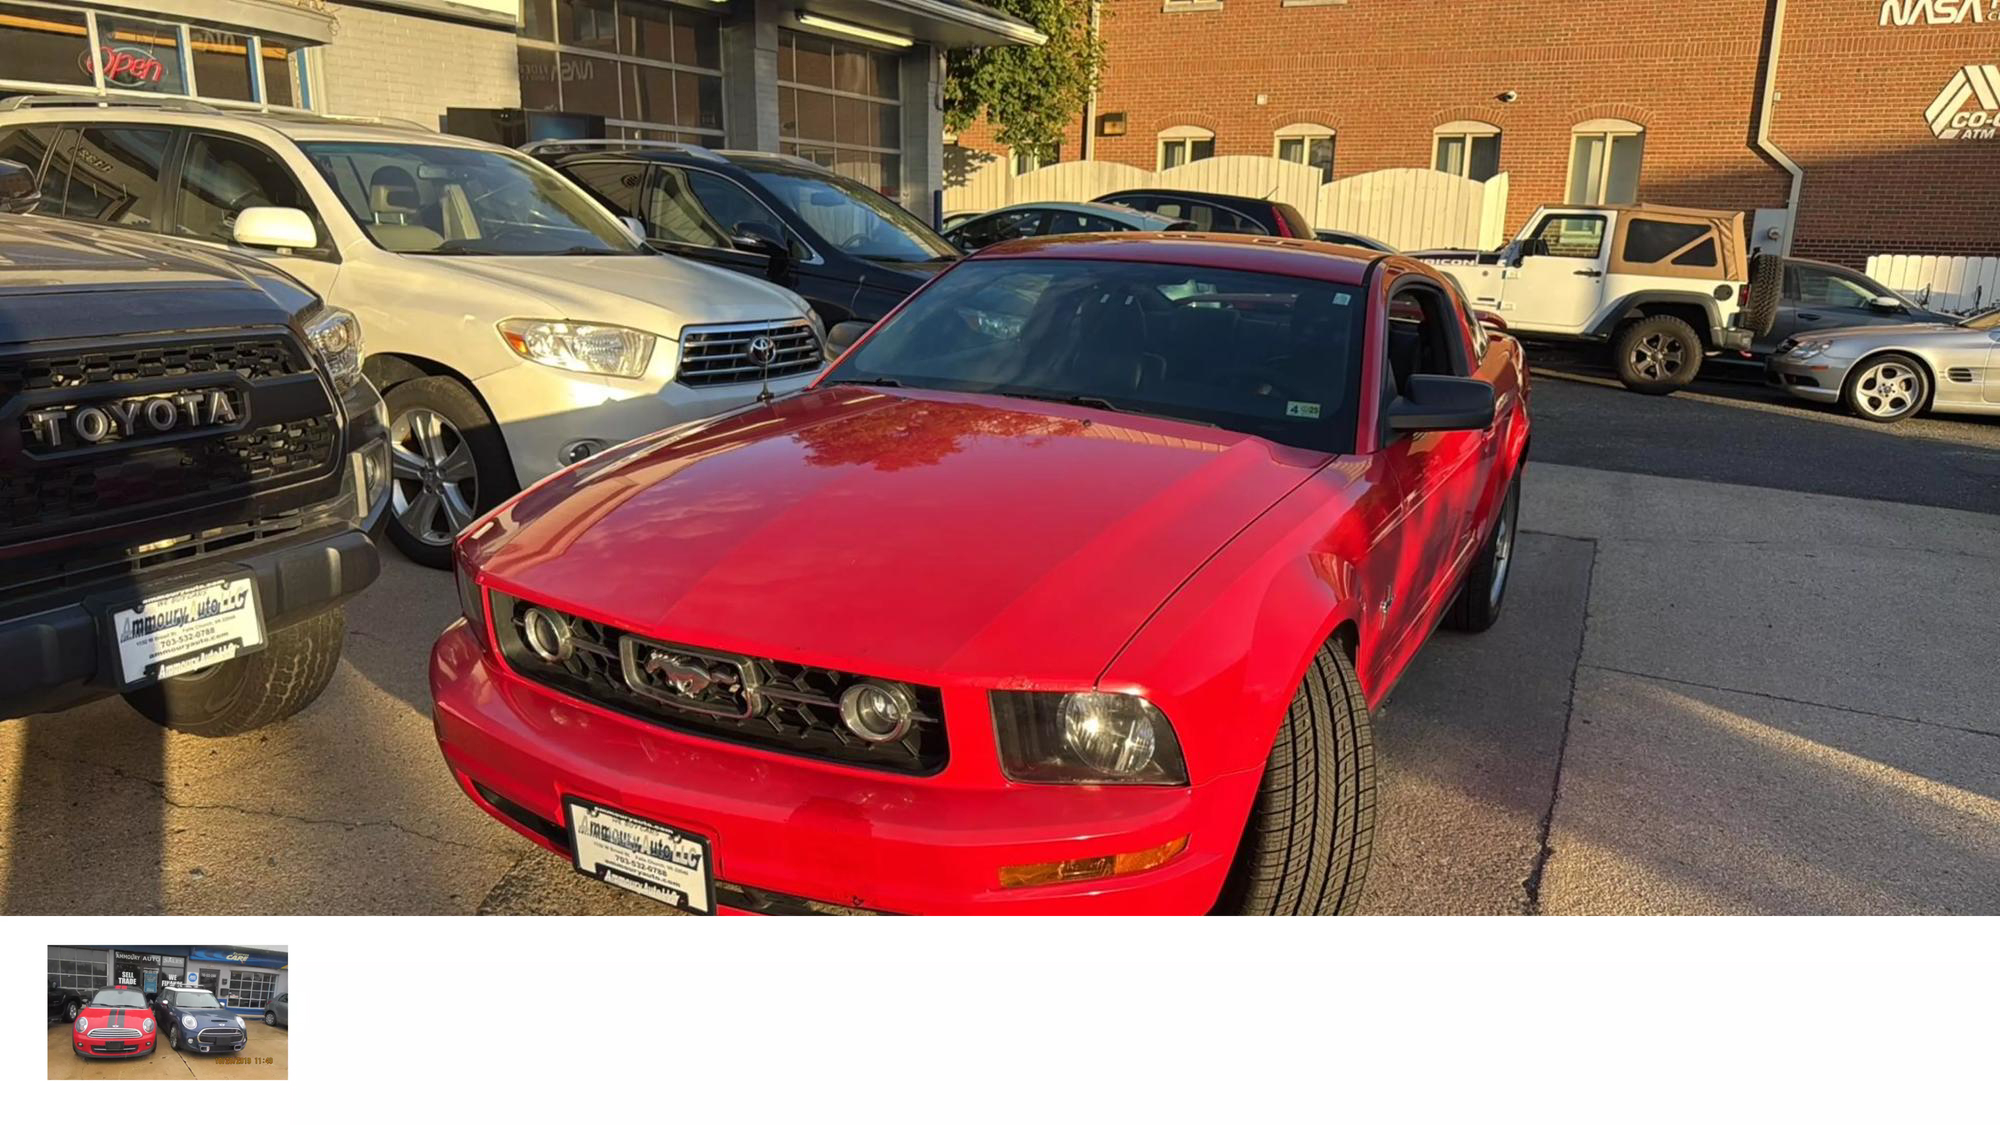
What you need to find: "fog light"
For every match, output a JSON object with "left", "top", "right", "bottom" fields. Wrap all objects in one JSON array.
[
  {"left": 998, "top": 836, "right": 1189, "bottom": 889},
  {"left": 838, "top": 680, "right": 915, "bottom": 743},
  {"left": 521, "top": 605, "right": 575, "bottom": 663}
]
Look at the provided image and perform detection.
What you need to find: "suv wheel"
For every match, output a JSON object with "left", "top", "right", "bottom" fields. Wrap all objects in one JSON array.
[
  {"left": 1842, "top": 355, "right": 1929, "bottom": 424},
  {"left": 126, "top": 610, "right": 345, "bottom": 737},
  {"left": 383, "top": 377, "right": 517, "bottom": 569},
  {"left": 1213, "top": 644, "right": 1376, "bottom": 915},
  {"left": 1613, "top": 314, "right": 1703, "bottom": 394}
]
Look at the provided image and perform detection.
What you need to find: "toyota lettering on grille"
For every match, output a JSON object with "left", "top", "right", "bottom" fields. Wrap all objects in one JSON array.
[
  {"left": 618, "top": 636, "right": 765, "bottom": 718},
  {"left": 22, "top": 388, "right": 242, "bottom": 452}
]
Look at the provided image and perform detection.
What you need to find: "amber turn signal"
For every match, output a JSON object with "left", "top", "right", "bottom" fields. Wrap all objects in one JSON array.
[{"left": 997, "top": 836, "right": 1189, "bottom": 889}]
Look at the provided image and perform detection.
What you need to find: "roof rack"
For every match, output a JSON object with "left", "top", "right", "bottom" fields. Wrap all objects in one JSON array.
[
  {"left": 0, "top": 93, "right": 435, "bottom": 131},
  {"left": 715, "top": 149, "right": 829, "bottom": 172},
  {"left": 518, "top": 138, "right": 721, "bottom": 161}
]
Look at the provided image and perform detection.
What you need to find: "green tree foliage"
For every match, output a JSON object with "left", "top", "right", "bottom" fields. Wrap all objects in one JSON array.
[{"left": 941, "top": 0, "right": 1103, "bottom": 160}]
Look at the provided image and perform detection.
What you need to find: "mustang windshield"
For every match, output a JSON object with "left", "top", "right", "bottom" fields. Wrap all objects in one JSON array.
[
  {"left": 303, "top": 142, "right": 641, "bottom": 256},
  {"left": 169, "top": 990, "right": 222, "bottom": 1008},
  {"left": 89, "top": 989, "right": 147, "bottom": 1008},
  {"left": 829, "top": 258, "right": 1367, "bottom": 452}
]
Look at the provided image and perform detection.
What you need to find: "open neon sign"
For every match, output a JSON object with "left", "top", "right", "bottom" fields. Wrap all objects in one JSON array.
[{"left": 79, "top": 45, "right": 168, "bottom": 88}]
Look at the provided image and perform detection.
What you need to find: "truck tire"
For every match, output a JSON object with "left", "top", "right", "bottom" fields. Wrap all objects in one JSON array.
[
  {"left": 1613, "top": 314, "right": 1703, "bottom": 394},
  {"left": 1445, "top": 473, "right": 1520, "bottom": 633},
  {"left": 1213, "top": 644, "right": 1376, "bottom": 915},
  {"left": 126, "top": 610, "right": 346, "bottom": 737},
  {"left": 1745, "top": 253, "right": 1783, "bottom": 337},
  {"left": 382, "top": 376, "right": 516, "bottom": 570}
]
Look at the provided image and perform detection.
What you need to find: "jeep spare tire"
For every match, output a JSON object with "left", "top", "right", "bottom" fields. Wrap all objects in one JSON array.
[
  {"left": 1613, "top": 315, "right": 1703, "bottom": 394},
  {"left": 1745, "top": 253, "right": 1783, "bottom": 338}
]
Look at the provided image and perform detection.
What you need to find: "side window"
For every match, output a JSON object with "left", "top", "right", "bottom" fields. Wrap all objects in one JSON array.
[
  {"left": 1384, "top": 283, "right": 1470, "bottom": 403},
  {"left": 1206, "top": 206, "right": 1268, "bottom": 235},
  {"left": 1525, "top": 214, "right": 1605, "bottom": 259},
  {"left": 682, "top": 169, "right": 801, "bottom": 256},
  {"left": 565, "top": 160, "right": 646, "bottom": 215},
  {"left": 40, "top": 127, "right": 171, "bottom": 230},
  {"left": 955, "top": 209, "right": 1041, "bottom": 249},
  {"left": 1794, "top": 266, "right": 1875, "bottom": 310},
  {"left": 174, "top": 133, "right": 320, "bottom": 247},
  {"left": 1621, "top": 219, "right": 1712, "bottom": 265},
  {"left": 1046, "top": 210, "right": 1119, "bottom": 236}
]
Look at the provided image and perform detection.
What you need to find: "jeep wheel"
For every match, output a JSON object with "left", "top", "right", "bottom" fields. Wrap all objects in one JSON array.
[
  {"left": 1445, "top": 473, "right": 1519, "bottom": 633},
  {"left": 1842, "top": 355, "right": 1929, "bottom": 424},
  {"left": 1213, "top": 643, "right": 1376, "bottom": 915},
  {"left": 383, "top": 377, "right": 517, "bottom": 569},
  {"left": 126, "top": 610, "right": 345, "bottom": 737},
  {"left": 1745, "top": 253, "right": 1783, "bottom": 338},
  {"left": 1614, "top": 315, "right": 1703, "bottom": 394}
]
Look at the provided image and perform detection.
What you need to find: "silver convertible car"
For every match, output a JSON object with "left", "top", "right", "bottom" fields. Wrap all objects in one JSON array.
[{"left": 1770, "top": 306, "right": 2000, "bottom": 423}]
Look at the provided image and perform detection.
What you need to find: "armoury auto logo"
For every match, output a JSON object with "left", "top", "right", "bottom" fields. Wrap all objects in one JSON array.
[{"left": 1926, "top": 64, "right": 2000, "bottom": 138}]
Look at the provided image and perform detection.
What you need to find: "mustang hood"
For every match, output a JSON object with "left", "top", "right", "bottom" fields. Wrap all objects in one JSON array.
[{"left": 469, "top": 386, "right": 1331, "bottom": 682}]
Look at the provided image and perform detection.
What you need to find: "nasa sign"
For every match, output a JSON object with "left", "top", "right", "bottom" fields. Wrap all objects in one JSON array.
[
  {"left": 1926, "top": 64, "right": 2000, "bottom": 139},
  {"left": 1880, "top": 0, "right": 1993, "bottom": 25}
]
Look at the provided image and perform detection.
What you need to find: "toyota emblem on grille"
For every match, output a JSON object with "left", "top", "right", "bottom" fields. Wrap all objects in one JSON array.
[
  {"left": 746, "top": 335, "right": 777, "bottom": 368},
  {"left": 618, "top": 636, "right": 764, "bottom": 718}
]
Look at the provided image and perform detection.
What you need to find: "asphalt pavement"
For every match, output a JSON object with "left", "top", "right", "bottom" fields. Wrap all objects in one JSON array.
[{"left": 2, "top": 354, "right": 1995, "bottom": 915}]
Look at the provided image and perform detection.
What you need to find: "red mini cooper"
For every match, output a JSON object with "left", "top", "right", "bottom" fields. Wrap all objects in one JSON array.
[
  {"left": 72, "top": 987, "right": 157, "bottom": 1059},
  {"left": 432, "top": 233, "right": 1530, "bottom": 915}
]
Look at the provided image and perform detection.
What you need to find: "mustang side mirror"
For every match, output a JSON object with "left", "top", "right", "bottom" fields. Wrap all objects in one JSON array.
[
  {"left": 233, "top": 206, "right": 317, "bottom": 250},
  {"left": 825, "top": 320, "right": 871, "bottom": 357},
  {"left": 0, "top": 157, "right": 41, "bottom": 214},
  {"left": 1387, "top": 374, "right": 1497, "bottom": 434}
]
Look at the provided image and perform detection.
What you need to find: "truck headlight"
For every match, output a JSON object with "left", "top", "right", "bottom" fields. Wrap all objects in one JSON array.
[
  {"left": 304, "top": 305, "right": 364, "bottom": 393},
  {"left": 498, "top": 319, "right": 657, "bottom": 378},
  {"left": 991, "top": 691, "right": 1188, "bottom": 785}
]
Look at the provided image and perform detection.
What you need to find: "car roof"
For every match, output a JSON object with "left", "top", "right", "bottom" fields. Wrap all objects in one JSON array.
[
  {"left": 1096, "top": 187, "right": 1281, "bottom": 210},
  {"left": 970, "top": 230, "right": 1385, "bottom": 282},
  {"left": 0, "top": 102, "right": 499, "bottom": 150}
]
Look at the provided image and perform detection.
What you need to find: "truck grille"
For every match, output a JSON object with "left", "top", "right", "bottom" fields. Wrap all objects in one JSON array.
[
  {"left": 489, "top": 593, "right": 947, "bottom": 775},
  {"left": 676, "top": 320, "right": 822, "bottom": 387}
]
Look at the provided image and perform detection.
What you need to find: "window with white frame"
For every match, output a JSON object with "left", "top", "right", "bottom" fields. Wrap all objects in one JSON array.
[
  {"left": 1433, "top": 120, "right": 1500, "bottom": 182},
  {"left": 49, "top": 953, "right": 106, "bottom": 992},
  {"left": 0, "top": 1, "right": 310, "bottom": 106},
  {"left": 1157, "top": 125, "right": 1214, "bottom": 170},
  {"left": 1567, "top": 118, "right": 1644, "bottom": 205},
  {"left": 517, "top": 0, "right": 725, "bottom": 145},
  {"left": 214, "top": 967, "right": 277, "bottom": 1009},
  {"left": 1273, "top": 124, "right": 1334, "bottom": 183},
  {"left": 1012, "top": 144, "right": 1059, "bottom": 176}
]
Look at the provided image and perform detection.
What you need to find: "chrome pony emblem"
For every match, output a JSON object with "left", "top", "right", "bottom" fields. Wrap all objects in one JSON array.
[{"left": 619, "top": 636, "right": 763, "bottom": 718}]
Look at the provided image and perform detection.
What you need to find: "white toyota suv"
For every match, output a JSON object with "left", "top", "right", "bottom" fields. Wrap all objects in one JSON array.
[{"left": 0, "top": 97, "right": 825, "bottom": 566}]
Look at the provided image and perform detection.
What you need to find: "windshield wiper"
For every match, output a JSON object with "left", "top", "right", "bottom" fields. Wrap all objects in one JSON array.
[
  {"left": 407, "top": 246, "right": 495, "bottom": 256},
  {"left": 987, "top": 389, "right": 1219, "bottom": 427}
]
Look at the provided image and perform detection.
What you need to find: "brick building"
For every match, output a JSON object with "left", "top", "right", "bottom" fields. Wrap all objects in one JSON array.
[{"left": 961, "top": 0, "right": 2000, "bottom": 265}]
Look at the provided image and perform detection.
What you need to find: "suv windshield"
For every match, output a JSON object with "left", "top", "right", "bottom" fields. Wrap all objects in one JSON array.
[
  {"left": 741, "top": 165, "right": 954, "bottom": 263},
  {"left": 828, "top": 258, "right": 1366, "bottom": 452},
  {"left": 302, "top": 141, "right": 639, "bottom": 256},
  {"left": 89, "top": 989, "right": 147, "bottom": 1008},
  {"left": 169, "top": 990, "right": 222, "bottom": 1009}
]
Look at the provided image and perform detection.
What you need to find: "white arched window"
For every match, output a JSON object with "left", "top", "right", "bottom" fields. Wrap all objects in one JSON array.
[
  {"left": 1157, "top": 125, "right": 1215, "bottom": 170},
  {"left": 1568, "top": 118, "right": 1645, "bottom": 205},
  {"left": 1432, "top": 120, "right": 1500, "bottom": 182},
  {"left": 1273, "top": 123, "right": 1335, "bottom": 183}
]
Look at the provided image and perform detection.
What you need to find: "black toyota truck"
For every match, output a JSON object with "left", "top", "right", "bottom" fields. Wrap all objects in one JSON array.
[{"left": 0, "top": 158, "right": 385, "bottom": 736}]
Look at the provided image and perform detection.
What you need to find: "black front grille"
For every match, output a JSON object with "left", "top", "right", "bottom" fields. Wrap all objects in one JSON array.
[
  {"left": 196, "top": 1027, "right": 243, "bottom": 1044},
  {"left": 677, "top": 320, "right": 822, "bottom": 386},
  {"left": 6, "top": 336, "right": 299, "bottom": 393},
  {"left": 490, "top": 593, "right": 947, "bottom": 775},
  {"left": 90, "top": 1040, "right": 142, "bottom": 1054}
]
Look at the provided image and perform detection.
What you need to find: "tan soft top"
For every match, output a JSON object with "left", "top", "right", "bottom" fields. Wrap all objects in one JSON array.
[{"left": 1603, "top": 204, "right": 1746, "bottom": 282}]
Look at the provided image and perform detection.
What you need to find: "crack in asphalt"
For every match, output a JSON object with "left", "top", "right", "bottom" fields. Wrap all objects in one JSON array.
[
  {"left": 31, "top": 754, "right": 518, "bottom": 858},
  {"left": 1522, "top": 535, "right": 1597, "bottom": 915},
  {"left": 1578, "top": 664, "right": 2000, "bottom": 742}
]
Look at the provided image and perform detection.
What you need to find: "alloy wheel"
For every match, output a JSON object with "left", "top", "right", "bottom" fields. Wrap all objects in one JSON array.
[
  {"left": 1489, "top": 484, "right": 1519, "bottom": 606},
  {"left": 1630, "top": 333, "right": 1687, "bottom": 382},
  {"left": 390, "top": 408, "right": 479, "bottom": 547},
  {"left": 1853, "top": 362, "right": 1921, "bottom": 419},
  {"left": 265, "top": 1011, "right": 276, "bottom": 1025},
  {"left": 66, "top": 1001, "right": 79, "bottom": 1021}
]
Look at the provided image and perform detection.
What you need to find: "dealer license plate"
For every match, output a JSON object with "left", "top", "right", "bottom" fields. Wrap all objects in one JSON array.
[
  {"left": 565, "top": 797, "right": 715, "bottom": 914},
  {"left": 110, "top": 577, "right": 265, "bottom": 687}
]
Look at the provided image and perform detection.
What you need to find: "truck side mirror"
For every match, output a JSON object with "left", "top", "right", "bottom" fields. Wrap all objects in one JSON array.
[{"left": 233, "top": 206, "right": 318, "bottom": 250}]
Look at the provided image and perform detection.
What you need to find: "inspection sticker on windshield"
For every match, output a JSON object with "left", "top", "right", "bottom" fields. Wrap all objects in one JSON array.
[
  {"left": 110, "top": 577, "right": 265, "bottom": 687},
  {"left": 565, "top": 797, "right": 715, "bottom": 914},
  {"left": 1286, "top": 401, "right": 1322, "bottom": 419}
]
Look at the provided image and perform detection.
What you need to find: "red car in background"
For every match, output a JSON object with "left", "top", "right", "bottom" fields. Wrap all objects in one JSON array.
[
  {"left": 71, "top": 987, "right": 156, "bottom": 1059},
  {"left": 431, "top": 233, "right": 1530, "bottom": 915}
]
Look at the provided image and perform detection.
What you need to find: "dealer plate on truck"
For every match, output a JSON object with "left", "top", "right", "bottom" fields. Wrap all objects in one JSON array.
[
  {"left": 111, "top": 577, "right": 265, "bottom": 687},
  {"left": 565, "top": 797, "right": 715, "bottom": 914}
]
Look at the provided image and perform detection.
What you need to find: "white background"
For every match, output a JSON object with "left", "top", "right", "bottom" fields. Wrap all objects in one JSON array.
[{"left": 7, "top": 916, "right": 1994, "bottom": 1117}]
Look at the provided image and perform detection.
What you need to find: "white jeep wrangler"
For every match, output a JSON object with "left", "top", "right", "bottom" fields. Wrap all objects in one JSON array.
[{"left": 1418, "top": 204, "right": 1756, "bottom": 393}]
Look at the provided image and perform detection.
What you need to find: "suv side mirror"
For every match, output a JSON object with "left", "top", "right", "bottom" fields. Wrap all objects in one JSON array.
[
  {"left": 825, "top": 319, "right": 870, "bottom": 357},
  {"left": 0, "top": 158, "right": 40, "bottom": 214},
  {"left": 233, "top": 206, "right": 317, "bottom": 250},
  {"left": 1868, "top": 295, "right": 1904, "bottom": 313},
  {"left": 620, "top": 214, "right": 647, "bottom": 242},
  {"left": 731, "top": 220, "right": 786, "bottom": 257},
  {"left": 1387, "top": 374, "right": 1497, "bottom": 434}
]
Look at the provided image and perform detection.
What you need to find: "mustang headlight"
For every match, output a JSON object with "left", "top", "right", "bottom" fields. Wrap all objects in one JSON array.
[
  {"left": 498, "top": 318, "right": 657, "bottom": 378},
  {"left": 142, "top": 1018, "right": 155, "bottom": 1033},
  {"left": 991, "top": 690, "right": 1188, "bottom": 785},
  {"left": 303, "top": 305, "right": 364, "bottom": 393},
  {"left": 182, "top": 1015, "right": 197, "bottom": 1030}
]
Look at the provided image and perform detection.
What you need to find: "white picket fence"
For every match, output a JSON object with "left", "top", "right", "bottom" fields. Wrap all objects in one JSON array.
[
  {"left": 1866, "top": 254, "right": 2000, "bottom": 315},
  {"left": 942, "top": 148, "right": 1510, "bottom": 252}
]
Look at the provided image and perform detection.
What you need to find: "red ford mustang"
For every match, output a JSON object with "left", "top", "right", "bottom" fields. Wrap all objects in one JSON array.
[
  {"left": 72, "top": 987, "right": 157, "bottom": 1059},
  {"left": 431, "top": 233, "right": 1530, "bottom": 915}
]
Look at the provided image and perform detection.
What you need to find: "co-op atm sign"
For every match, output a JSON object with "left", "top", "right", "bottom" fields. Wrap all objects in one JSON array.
[{"left": 1927, "top": 64, "right": 2000, "bottom": 139}]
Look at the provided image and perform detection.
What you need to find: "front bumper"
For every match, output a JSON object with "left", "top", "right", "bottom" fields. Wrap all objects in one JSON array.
[
  {"left": 0, "top": 526, "right": 380, "bottom": 721},
  {"left": 430, "top": 622, "right": 1252, "bottom": 915},
  {"left": 73, "top": 1032, "right": 155, "bottom": 1056},
  {"left": 1769, "top": 354, "right": 1844, "bottom": 402}
]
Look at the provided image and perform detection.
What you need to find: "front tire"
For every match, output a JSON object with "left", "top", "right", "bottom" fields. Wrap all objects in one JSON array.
[
  {"left": 65, "top": 1000, "right": 80, "bottom": 1022},
  {"left": 168, "top": 1025, "right": 182, "bottom": 1052},
  {"left": 1213, "top": 644, "right": 1376, "bottom": 915},
  {"left": 1613, "top": 314, "right": 1703, "bottom": 394},
  {"left": 1446, "top": 473, "right": 1520, "bottom": 633},
  {"left": 1842, "top": 355, "right": 1929, "bottom": 424},
  {"left": 383, "top": 376, "right": 517, "bottom": 569},
  {"left": 125, "top": 610, "right": 345, "bottom": 737},
  {"left": 264, "top": 1011, "right": 276, "bottom": 1026}
]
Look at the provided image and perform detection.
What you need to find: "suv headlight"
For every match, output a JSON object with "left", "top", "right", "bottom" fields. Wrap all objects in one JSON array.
[
  {"left": 498, "top": 318, "right": 657, "bottom": 378},
  {"left": 304, "top": 305, "right": 363, "bottom": 393},
  {"left": 991, "top": 691, "right": 1188, "bottom": 785}
]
